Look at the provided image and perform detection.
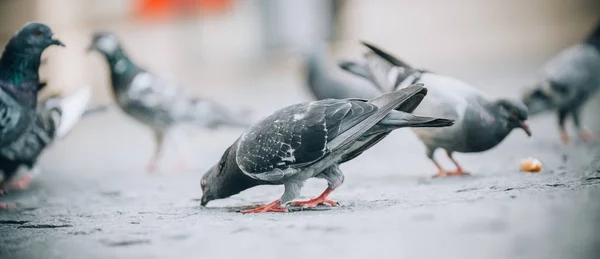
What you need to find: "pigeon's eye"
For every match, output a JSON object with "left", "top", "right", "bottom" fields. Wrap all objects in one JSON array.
[
  {"left": 34, "top": 29, "right": 43, "bottom": 36},
  {"left": 511, "top": 110, "right": 518, "bottom": 117}
]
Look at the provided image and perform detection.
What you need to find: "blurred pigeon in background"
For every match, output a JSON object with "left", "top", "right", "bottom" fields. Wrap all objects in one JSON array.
[
  {"left": 0, "top": 86, "right": 97, "bottom": 209},
  {"left": 340, "top": 42, "right": 531, "bottom": 177},
  {"left": 88, "top": 32, "right": 250, "bottom": 172},
  {"left": 0, "top": 22, "right": 64, "bottom": 147},
  {"left": 522, "top": 21, "right": 600, "bottom": 144},
  {"left": 303, "top": 44, "right": 380, "bottom": 100},
  {"left": 200, "top": 84, "right": 454, "bottom": 213}
]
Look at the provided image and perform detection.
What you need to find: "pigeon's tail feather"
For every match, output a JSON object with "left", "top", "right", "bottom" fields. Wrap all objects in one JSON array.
[
  {"left": 50, "top": 86, "right": 92, "bottom": 139},
  {"left": 328, "top": 84, "right": 426, "bottom": 150},
  {"left": 81, "top": 104, "right": 111, "bottom": 118},
  {"left": 337, "top": 59, "right": 371, "bottom": 80},
  {"left": 361, "top": 41, "right": 413, "bottom": 69},
  {"left": 585, "top": 19, "right": 600, "bottom": 48},
  {"left": 378, "top": 111, "right": 454, "bottom": 129}
]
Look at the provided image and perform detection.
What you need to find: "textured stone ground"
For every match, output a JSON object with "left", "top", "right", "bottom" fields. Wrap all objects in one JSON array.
[{"left": 0, "top": 63, "right": 599, "bottom": 259}]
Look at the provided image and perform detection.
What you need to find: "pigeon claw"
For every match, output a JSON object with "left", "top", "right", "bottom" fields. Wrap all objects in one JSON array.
[
  {"left": 0, "top": 203, "right": 16, "bottom": 209},
  {"left": 560, "top": 130, "right": 571, "bottom": 144},
  {"left": 291, "top": 198, "right": 338, "bottom": 208},
  {"left": 241, "top": 200, "right": 288, "bottom": 214},
  {"left": 579, "top": 129, "right": 595, "bottom": 143},
  {"left": 432, "top": 170, "right": 469, "bottom": 178},
  {"left": 290, "top": 188, "right": 338, "bottom": 208},
  {"left": 9, "top": 175, "right": 32, "bottom": 190}
]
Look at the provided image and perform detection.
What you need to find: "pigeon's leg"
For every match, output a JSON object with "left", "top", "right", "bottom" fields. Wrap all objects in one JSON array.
[
  {"left": 445, "top": 151, "right": 470, "bottom": 176},
  {"left": 291, "top": 166, "right": 343, "bottom": 208},
  {"left": 0, "top": 183, "right": 15, "bottom": 209},
  {"left": 572, "top": 107, "right": 595, "bottom": 142},
  {"left": 170, "top": 130, "right": 190, "bottom": 171},
  {"left": 241, "top": 181, "right": 302, "bottom": 214},
  {"left": 427, "top": 147, "right": 449, "bottom": 178},
  {"left": 147, "top": 130, "right": 166, "bottom": 173},
  {"left": 558, "top": 109, "right": 570, "bottom": 144}
]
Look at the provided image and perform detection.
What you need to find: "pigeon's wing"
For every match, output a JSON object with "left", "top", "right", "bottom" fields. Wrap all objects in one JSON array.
[
  {"left": 0, "top": 82, "right": 37, "bottom": 146},
  {"left": 235, "top": 99, "right": 377, "bottom": 180},
  {"left": 0, "top": 100, "right": 61, "bottom": 164},
  {"left": 119, "top": 71, "right": 195, "bottom": 126}
]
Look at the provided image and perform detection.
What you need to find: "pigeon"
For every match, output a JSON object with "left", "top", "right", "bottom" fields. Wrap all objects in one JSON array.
[
  {"left": 0, "top": 86, "right": 95, "bottom": 209},
  {"left": 339, "top": 42, "right": 532, "bottom": 177},
  {"left": 88, "top": 32, "right": 250, "bottom": 172},
  {"left": 303, "top": 45, "right": 381, "bottom": 100},
  {"left": 200, "top": 84, "right": 454, "bottom": 213},
  {"left": 0, "top": 22, "right": 64, "bottom": 147},
  {"left": 522, "top": 21, "right": 600, "bottom": 144}
]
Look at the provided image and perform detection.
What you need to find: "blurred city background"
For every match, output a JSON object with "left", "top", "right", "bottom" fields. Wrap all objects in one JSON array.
[{"left": 1, "top": 1, "right": 600, "bottom": 258}]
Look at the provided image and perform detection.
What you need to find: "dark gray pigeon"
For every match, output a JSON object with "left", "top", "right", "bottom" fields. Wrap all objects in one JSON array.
[
  {"left": 522, "top": 21, "right": 600, "bottom": 144},
  {"left": 88, "top": 32, "right": 250, "bottom": 172},
  {"left": 0, "top": 86, "right": 95, "bottom": 209},
  {"left": 200, "top": 84, "right": 454, "bottom": 213},
  {"left": 339, "top": 42, "right": 532, "bottom": 177},
  {"left": 303, "top": 45, "right": 381, "bottom": 100},
  {"left": 0, "top": 22, "right": 64, "bottom": 147}
]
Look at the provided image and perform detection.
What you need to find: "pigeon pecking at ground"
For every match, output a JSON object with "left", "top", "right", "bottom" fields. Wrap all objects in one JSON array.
[
  {"left": 0, "top": 22, "right": 64, "bottom": 147},
  {"left": 522, "top": 20, "right": 600, "bottom": 144},
  {"left": 200, "top": 84, "right": 454, "bottom": 213},
  {"left": 0, "top": 86, "right": 97, "bottom": 209},
  {"left": 339, "top": 42, "right": 532, "bottom": 177},
  {"left": 303, "top": 44, "right": 381, "bottom": 100},
  {"left": 88, "top": 32, "right": 251, "bottom": 172}
]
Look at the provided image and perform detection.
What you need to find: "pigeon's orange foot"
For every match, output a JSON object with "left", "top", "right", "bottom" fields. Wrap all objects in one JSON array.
[
  {"left": 446, "top": 170, "right": 470, "bottom": 177},
  {"left": 432, "top": 170, "right": 448, "bottom": 178},
  {"left": 290, "top": 188, "right": 338, "bottom": 208},
  {"left": 432, "top": 170, "right": 469, "bottom": 178},
  {"left": 579, "top": 129, "right": 595, "bottom": 142},
  {"left": 560, "top": 131, "right": 571, "bottom": 144},
  {"left": 241, "top": 200, "right": 288, "bottom": 214},
  {"left": 291, "top": 198, "right": 338, "bottom": 208},
  {"left": 146, "top": 162, "right": 157, "bottom": 173},
  {"left": 0, "top": 203, "right": 15, "bottom": 209},
  {"left": 9, "top": 175, "right": 32, "bottom": 190}
]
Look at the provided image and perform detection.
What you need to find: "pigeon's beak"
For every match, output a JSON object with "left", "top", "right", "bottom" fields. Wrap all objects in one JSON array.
[
  {"left": 200, "top": 196, "right": 209, "bottom": 207},
  {"left": 520, "top": 121, "right": 532, "bottom": 137},
  {"left": 51, "top": 34, "right": 65, "bottom": 47}
]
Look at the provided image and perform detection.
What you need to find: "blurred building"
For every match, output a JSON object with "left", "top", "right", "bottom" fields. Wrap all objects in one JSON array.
[{"left": 0, "top": 0, "right": 599, "bottom": 102}]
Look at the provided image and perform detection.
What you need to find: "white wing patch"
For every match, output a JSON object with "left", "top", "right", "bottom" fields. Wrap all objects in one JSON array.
[
  {"left": 293, "top": 113, "right": 305, "bottom": 121},
  {"left": 96, "top": 35, "right": 119, "bottom": 54}
]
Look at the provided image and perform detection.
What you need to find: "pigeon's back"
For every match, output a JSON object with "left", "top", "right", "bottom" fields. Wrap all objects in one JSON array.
[
  {"left": 304, "top": 49, "right": 381, "bottom": 100},
  {"left": 542, "top": 44, "right": 600, "bottom": 96}
]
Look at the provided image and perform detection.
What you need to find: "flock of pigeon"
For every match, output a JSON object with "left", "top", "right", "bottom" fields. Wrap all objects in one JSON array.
[{"left": 0, "top": 21, "right": 598, "bottom": 213}]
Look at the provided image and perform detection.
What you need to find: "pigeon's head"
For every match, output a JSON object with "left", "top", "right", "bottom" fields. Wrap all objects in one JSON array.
[
  {"left": 496, "top": 99, "right": 532, "bottom": 137},
  {"left": 521, "top": 81, "right": 558, "bottom": 115},
  {"left": 200, "top": 144, "right": 262, "bottom": 206},
  {"left": 5, "top": 22, "right": 64, "bottom": 55},
  {"left": 88, "top": 32, "right": 121, "bottom": 56}
]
